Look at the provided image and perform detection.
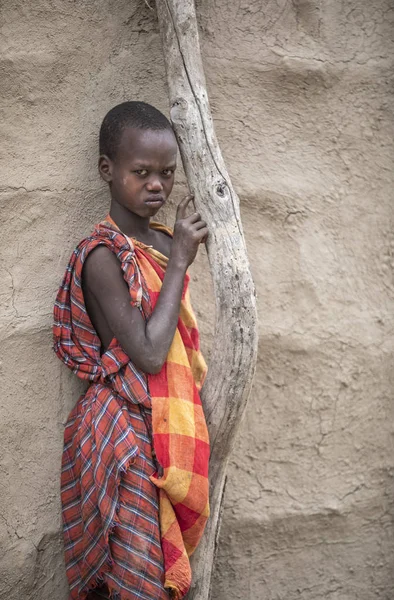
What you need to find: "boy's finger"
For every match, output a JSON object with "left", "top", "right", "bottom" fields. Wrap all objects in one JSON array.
[
  {"left": 186, "top": 212, "right": 201, "bottom": 224},
  {"left": 197, "top": 227, "right": 209, "bottom": 240},
  {"left": 176, "top": 194, "right": 194, "bottom": 220},
  {"left": 193, "top": 219, "right": 206, "bottom": 229}
]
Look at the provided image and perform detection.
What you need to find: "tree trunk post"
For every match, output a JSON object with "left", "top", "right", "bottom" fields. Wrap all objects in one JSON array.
[{"left": 155, "top": 1, "right": 259, "bottom": 597}]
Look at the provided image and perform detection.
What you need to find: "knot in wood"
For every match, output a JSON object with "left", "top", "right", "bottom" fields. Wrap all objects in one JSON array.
[
  {"left": 170, "top": 98, "right": 188, "bottom": 125},
  {"left": 216, "top": 182, "right": 227, "bottom": 197}
]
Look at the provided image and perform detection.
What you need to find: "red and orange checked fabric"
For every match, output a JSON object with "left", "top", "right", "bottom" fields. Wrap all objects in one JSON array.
[{"left": 53, "top": 216, "right": 210, "bottom": 600}]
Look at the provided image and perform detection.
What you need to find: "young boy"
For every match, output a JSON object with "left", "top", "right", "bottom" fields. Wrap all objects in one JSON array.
[{"left": 53, "top": 101, "right": 210, "bottom": 600}]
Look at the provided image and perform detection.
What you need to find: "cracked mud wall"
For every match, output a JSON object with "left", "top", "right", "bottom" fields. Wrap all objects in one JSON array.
[{"left": 1, "top": 1, "right": 393, "bottom": 599}]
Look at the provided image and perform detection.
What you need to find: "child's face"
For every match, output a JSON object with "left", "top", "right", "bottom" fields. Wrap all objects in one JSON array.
[{"left": 99, "top": 126, "right": 178, "bottom": 218}]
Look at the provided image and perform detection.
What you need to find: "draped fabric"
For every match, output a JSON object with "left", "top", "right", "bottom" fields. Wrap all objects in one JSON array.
[{"left": 54, "top": 217, "right": 209, "bottom": 599}]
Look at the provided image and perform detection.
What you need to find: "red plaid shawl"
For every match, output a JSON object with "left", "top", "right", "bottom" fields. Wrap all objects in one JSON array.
[{"left": 54, "top": 217, "right": 209, "bottom": 599}]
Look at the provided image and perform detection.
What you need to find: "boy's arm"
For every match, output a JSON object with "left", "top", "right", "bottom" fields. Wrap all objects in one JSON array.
[{"left": 83, "top": 196, "right": 207, "bottom": 374}]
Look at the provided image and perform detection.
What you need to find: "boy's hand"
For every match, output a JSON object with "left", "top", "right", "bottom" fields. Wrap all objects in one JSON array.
[{"left": 171, "top": 195, "right": 208, "bottom": 268}]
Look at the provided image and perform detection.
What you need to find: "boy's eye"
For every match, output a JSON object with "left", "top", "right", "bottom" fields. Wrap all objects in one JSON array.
[
  {"left": 134, "top": 169, "right": 148, "bottom": 176},
  {"left": 162, "top": 169, "right": 174, "bottom": 176}
]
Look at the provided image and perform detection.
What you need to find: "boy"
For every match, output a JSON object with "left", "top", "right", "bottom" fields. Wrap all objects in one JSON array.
[{"left": 53, "top": 101, "right": 210, "bottom": 600}]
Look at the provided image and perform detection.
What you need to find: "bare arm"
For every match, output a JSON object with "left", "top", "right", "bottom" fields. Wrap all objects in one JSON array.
[{"left": 83, "top": 196, "right": 208, "bottom": 374}]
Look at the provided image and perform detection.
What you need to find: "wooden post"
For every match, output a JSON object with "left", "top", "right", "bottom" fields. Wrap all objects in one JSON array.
[{"left": 155, "top": 1, "right": 258, "bottom": 597}]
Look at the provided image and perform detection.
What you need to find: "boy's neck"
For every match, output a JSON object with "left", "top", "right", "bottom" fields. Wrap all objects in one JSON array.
[{"left": 109, "top": 200, "right": 152, "bottom": 240}]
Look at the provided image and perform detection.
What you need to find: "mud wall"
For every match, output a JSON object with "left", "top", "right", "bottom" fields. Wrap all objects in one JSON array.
[{"left": 1, "top": 1, "right": 393, "bottom": 599}]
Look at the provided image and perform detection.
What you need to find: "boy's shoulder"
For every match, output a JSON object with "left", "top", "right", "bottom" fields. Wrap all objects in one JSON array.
[
  {"left": 66, "top": 223, "right": 123, "bottom": 281},
  {"left": 70, "top": 218, "right": 173, "bottom": 273},
  {"left": 73, "top": 220, "right": 129, "bottom": 256}
]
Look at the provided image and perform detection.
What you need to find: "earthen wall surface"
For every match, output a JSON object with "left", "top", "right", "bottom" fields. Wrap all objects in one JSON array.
[{"left": 1, "top": 1, "right": 393, "bottom": 598}]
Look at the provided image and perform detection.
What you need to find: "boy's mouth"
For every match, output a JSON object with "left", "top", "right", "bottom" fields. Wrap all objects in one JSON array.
[{"left": 145, "top": 196, "right": 165, "bottom": 207}]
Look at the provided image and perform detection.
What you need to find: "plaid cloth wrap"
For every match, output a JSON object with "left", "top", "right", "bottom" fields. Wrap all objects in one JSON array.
[{"left": 53, "top": 217, "right": 209, "bottom": 600}]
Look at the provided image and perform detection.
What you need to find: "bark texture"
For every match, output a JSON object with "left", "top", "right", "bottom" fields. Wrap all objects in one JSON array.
[{"left": 155, "top": 1, "right": 258, "bottom": 597}]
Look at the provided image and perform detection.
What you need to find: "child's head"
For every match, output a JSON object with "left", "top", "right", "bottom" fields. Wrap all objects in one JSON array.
[
  {"left": 98, "top": 101, "right": 178, "bottom": 218},
  {"left": 99, "top": 101, "right": 173, "bottom": 160}
]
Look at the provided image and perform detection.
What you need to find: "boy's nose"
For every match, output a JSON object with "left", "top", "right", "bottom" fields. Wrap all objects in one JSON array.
[{"left": 146, "top": 177, "right": 163, "bottom": 192}]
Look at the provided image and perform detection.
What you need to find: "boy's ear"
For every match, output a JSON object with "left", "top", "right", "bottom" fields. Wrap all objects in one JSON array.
[{"left": 98, "top": 155, "right": 113, "bottom": 183}]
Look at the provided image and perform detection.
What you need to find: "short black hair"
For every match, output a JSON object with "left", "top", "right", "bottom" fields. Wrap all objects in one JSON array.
[{"left": 99, "top": 101, "right": 173, "bottom": 159}]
